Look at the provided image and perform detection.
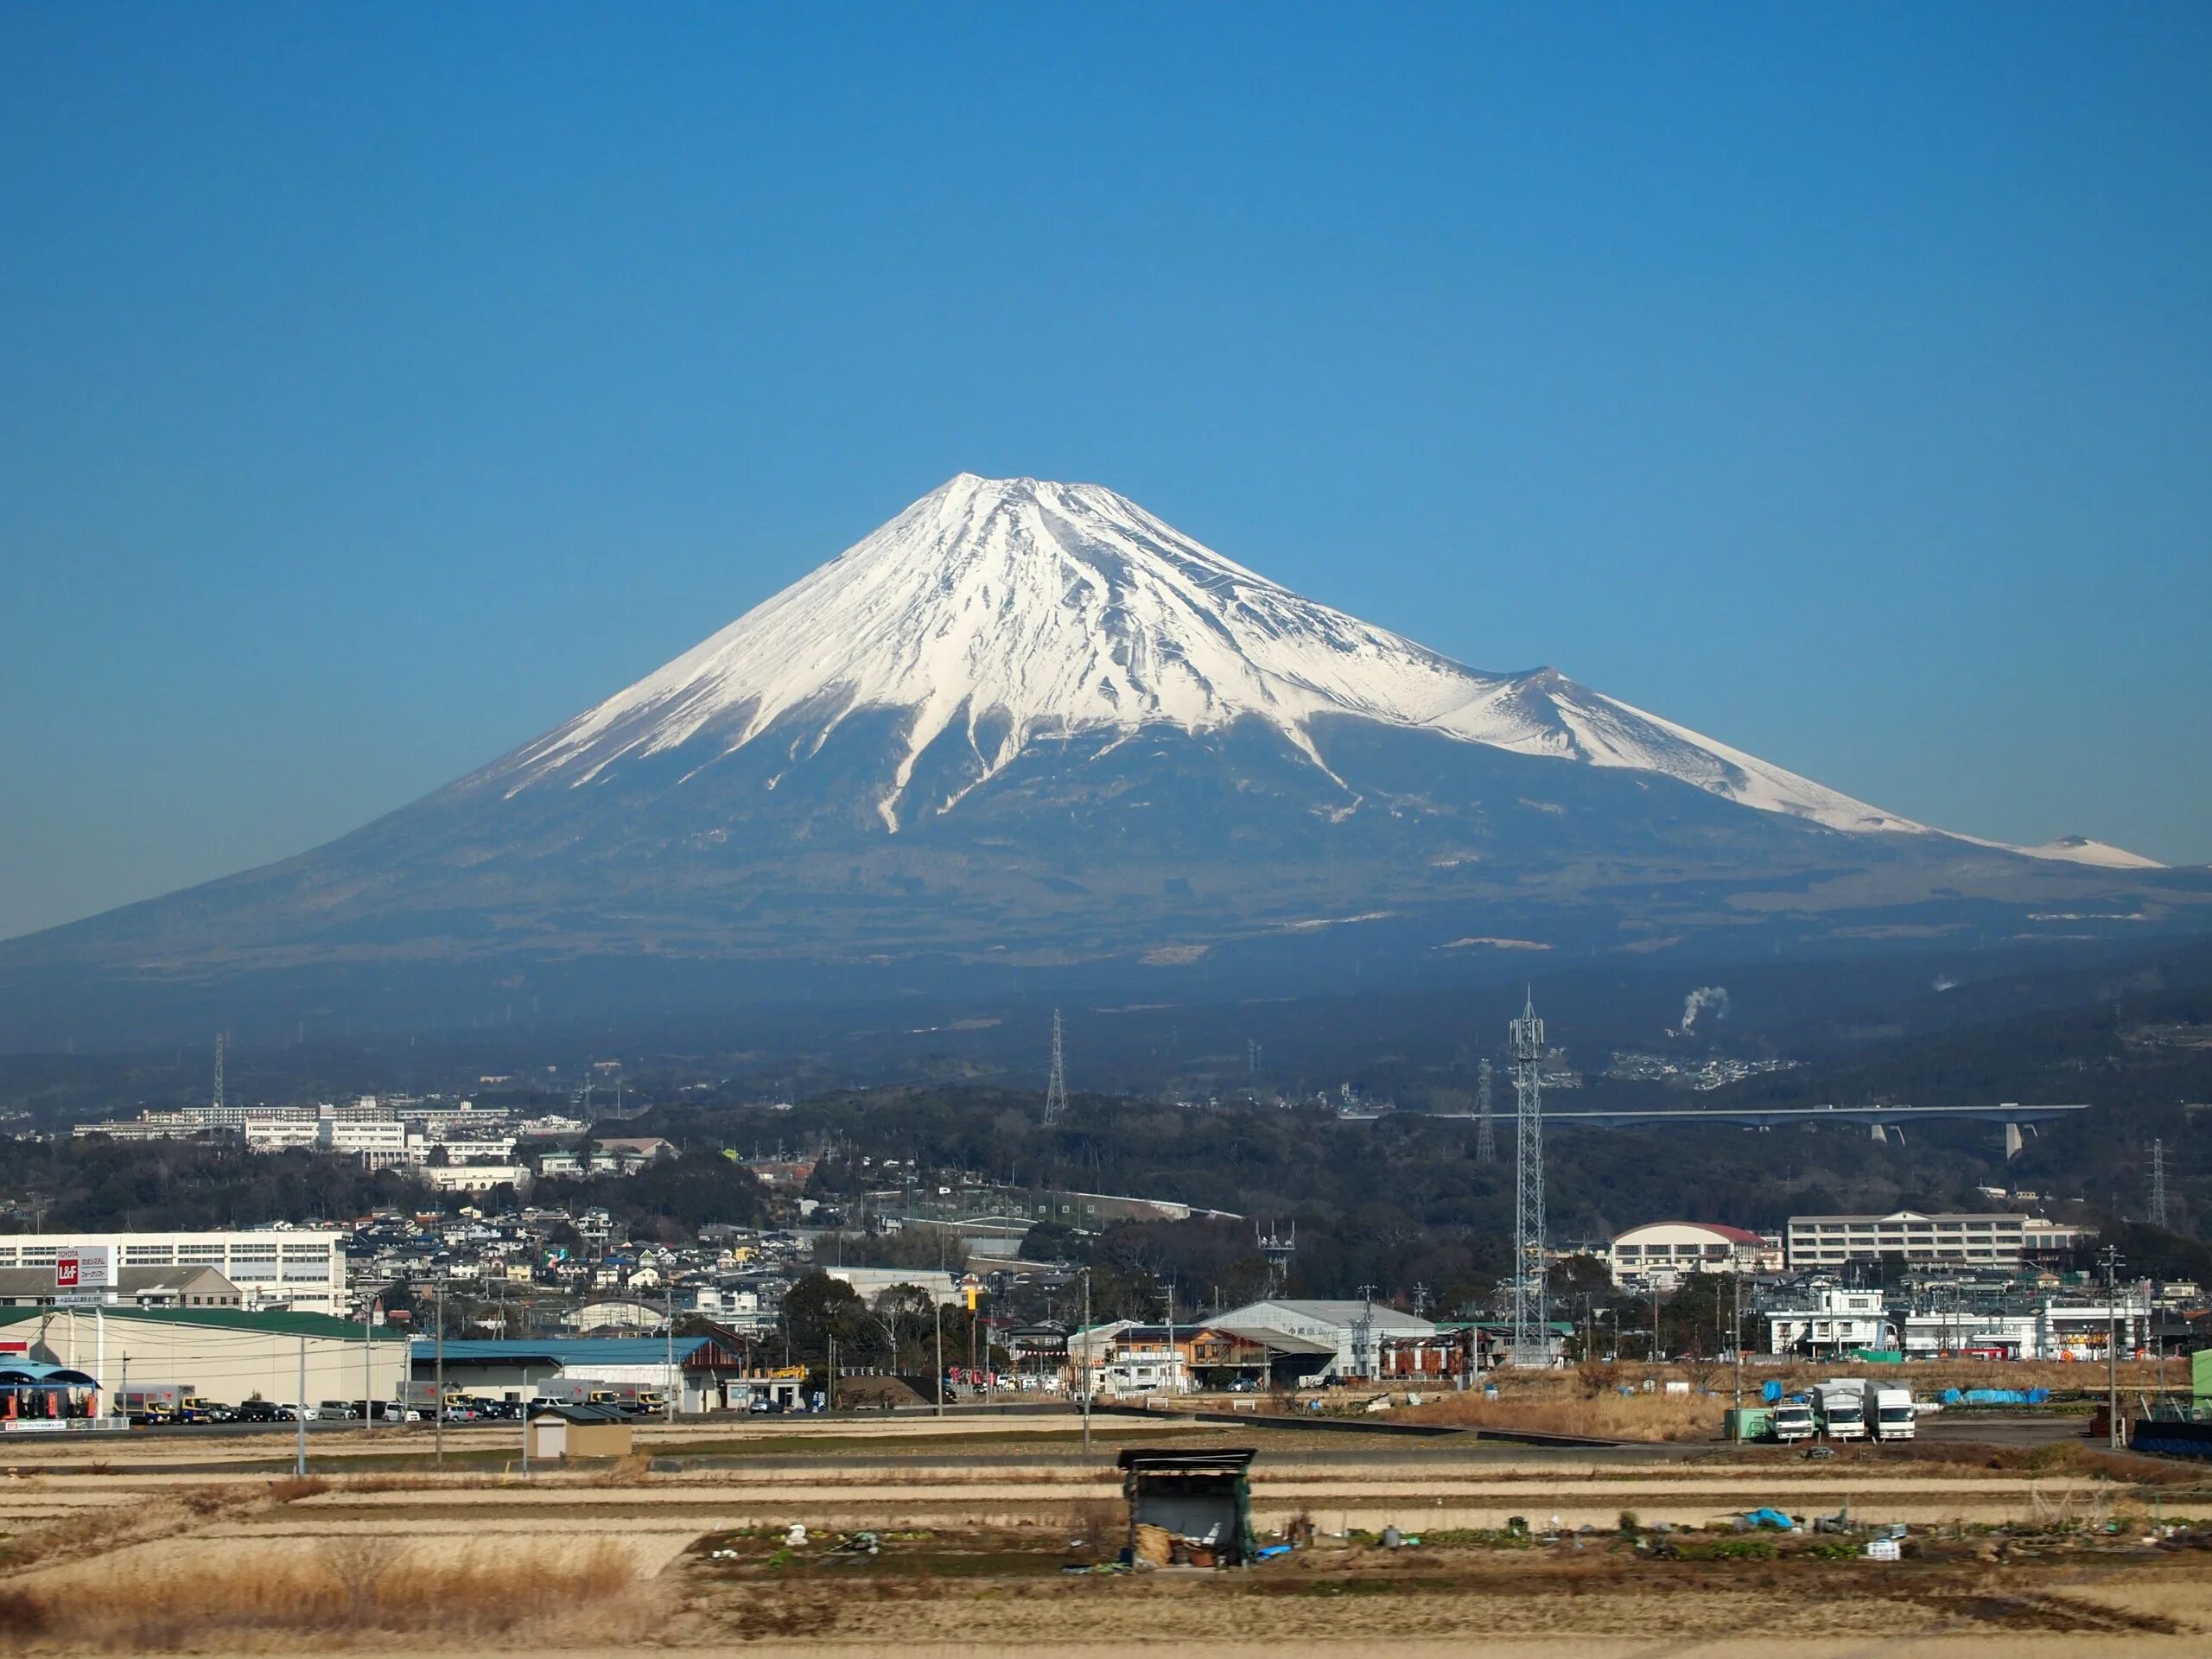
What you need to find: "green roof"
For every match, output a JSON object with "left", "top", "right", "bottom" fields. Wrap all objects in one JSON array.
[{"left": 0, "top": 1306, "right": 408, "bottom": 1343}]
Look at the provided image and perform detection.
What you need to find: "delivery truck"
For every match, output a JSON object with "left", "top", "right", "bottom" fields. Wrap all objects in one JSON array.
[
  {"left": 1814, "top": 1379, "right": 1867, "bottom": 1441},
  {"left": 1872, "top": 1386, "right": 1916, "bottom": 1441},
  {"left": 1771, "top": 1395, "right": 1817, "bottom": 1444}
]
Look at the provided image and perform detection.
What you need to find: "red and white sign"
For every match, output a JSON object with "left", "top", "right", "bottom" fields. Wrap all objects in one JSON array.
[{"left": 50, "top": 1246, "right": 112, "bottom": 1293}]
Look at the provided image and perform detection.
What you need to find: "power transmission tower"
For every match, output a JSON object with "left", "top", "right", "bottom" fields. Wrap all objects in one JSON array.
[
  {"left": 213, "top": 1031, "right": 226, "bottom": 1111},
  {"left": 2151, "top": 1140, "right": 2169, "bottom": 1230},
  {"left": 1042, "top": 1009, "right": 1068, "bottom": 1126},
  {"left": 1510, "top": 990, "right": 1548, "bottom": 1367},
  {"left": 1474, "top": 1058, "right": 1497, "bottom": 1165}
]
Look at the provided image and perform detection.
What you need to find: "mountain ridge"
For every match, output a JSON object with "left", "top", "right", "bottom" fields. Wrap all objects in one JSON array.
[
  {"left": 493, "top": 474, "right": 1929, "bottom": 841},
  {"left": 2, "top": 472, "right": 2201, "bottom": 1049}
]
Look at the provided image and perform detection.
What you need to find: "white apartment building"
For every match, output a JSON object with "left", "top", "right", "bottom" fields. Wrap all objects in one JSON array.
[
  {"left": 1786, "top": 1211, "right": 2091, "bottom": 1271},
  {"left": 0, "top": 1230, "right": 348, "bottom": 1314}
]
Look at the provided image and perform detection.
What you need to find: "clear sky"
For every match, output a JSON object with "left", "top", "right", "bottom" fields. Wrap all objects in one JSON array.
[{"left": 3, "top": 5, "right": 2208, "bottom": 941}]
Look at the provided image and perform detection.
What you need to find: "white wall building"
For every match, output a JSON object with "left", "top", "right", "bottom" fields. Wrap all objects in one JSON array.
[
  {"left": 1766, "top": 1286, "right": 1894, "bottom": 1357},
  {"left": 0, "top": 1230, "right": 348, "bottom": 1314},
  {"left": 1607, "top": 1221, "right": 1773, "bottom": 1287},
  {"left": 0, "top": 1304, "right": 403, "bottom": 1410},
  {"left": 1786, "top": 1211, "right": 2091, "bottom": 1271}
]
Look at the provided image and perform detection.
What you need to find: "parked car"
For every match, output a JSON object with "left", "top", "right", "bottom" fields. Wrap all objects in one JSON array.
[{"left": 234, "top": 1400, "right": 284, "bottom": 1423}]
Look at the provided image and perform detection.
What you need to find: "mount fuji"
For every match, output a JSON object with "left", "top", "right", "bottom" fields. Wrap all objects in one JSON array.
[{"left": 4, "top": 474, "right": 2201, "bottom": 1044}]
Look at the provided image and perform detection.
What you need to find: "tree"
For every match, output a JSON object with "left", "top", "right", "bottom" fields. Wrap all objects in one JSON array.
[{"left": 777, "top": 1271, "right": 865, "bottom": 1369}]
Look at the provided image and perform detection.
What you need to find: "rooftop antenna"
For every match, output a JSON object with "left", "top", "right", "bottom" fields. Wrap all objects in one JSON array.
[
  {"left": 213, "top": 1031, "right": 226, "bottom": 1112},
  {"left": 1474, "top": 1057, "right": 1497, "bottom": 1165},
  {"left": 1042, "top": 1009, "right": 1068, "bottom": 1127},
  {"left": 2151, "top": 1139, "right": 2169, "bottom": 1230},
  {"left": 1510, "top": 988, "right": 1548, "bottom": 1367}
]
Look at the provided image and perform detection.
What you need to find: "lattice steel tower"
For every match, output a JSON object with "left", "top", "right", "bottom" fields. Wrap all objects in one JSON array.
[
  {"left": 1042, "top": 1008, "right": 1068, "bottom": 1126},
  {"left": 1474, "top": 1057, "right": 1497, "bottom": 1165},
  {"left": 1510, "top": 990, "right": 1548, "bottom": 1366},
  {"left": 213, "top": 1031, "right": 226, "bottom": 1112},
  {"left": 2152, "top": 1139, "right": 2169, "bottom": 1230}
]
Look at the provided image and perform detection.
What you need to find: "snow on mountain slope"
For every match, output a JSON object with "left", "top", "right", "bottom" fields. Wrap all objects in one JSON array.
[
  {"left": 505, "top": 474, "right": 1923, "bottom": 836},
  {"left": 2011, "top": 836, "right": 2166, "bottom": 870}
]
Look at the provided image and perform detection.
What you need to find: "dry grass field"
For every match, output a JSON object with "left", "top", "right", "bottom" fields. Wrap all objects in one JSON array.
[{"left": 0, "top": 1407, "right": 2204, "bottom": 1654}]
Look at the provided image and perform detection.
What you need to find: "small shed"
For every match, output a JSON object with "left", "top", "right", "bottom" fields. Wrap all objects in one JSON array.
[
  {"left": 1116, "top": 1446, "right": 1258, "bottom": 1567},
  {"left": 529, "top": 1402, "right": 634, "bottom": 1460}
]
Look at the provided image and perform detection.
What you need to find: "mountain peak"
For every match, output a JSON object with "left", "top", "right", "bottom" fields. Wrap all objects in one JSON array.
[{"left": 499, "top": 476, "right": 1920, "bottom": 837}]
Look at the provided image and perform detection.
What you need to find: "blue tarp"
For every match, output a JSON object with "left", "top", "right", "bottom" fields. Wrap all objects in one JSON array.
[
  {"left": 1762, "top": 1381, "right": 1783, "bottom": 1404},
  {"left": 1939, "top": 1387, "right": 2050, "bottom": 1406}
]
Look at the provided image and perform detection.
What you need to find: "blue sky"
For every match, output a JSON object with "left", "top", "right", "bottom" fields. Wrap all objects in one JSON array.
[{"left": 3, "top": 5, "right": 2208, "bottom": 940}]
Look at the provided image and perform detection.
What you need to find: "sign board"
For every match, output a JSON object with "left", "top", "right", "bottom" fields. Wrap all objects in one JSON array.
[{"left": 53, "top": 1247, "right": 113, "bottom": 1292}]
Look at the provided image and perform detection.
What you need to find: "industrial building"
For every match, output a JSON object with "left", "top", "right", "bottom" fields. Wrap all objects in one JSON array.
[
  {"left": 0, "top": 1231, "right": 348, "bottom": 1314},
  {"left": 413, "top": 1332, "right": 754, "bottom": 1413},
  {"left": 1207, "top": 1300, "right": 1438, "bottom": 1383},
  {"left": 0, "top": 1305, "right": 407, "bottom": 1413},
  {"left": 1784, "top": 1211, "right": 2090, "bottom": 1271}
]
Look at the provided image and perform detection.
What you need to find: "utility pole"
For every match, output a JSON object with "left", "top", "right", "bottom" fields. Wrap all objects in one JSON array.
[
  {"left": 665, "top": 1288, "right": 677, "bottom": 1425},
  {"left": 933, "top": 1296, "right": 944, "bottom": 1418},
  {"left": 2101, "top": 1244, "right": 2126, "bottom": 1451},
  {"left": 2151, "top": 1140, "right": 2169, "bottom": 1230},
  {"left": 1473, "top": 1058, "right": 1497, "bottom": 1165},
  {"left": 1732, "top": 1274, "right": 1745, "bottom": 1409},
  {"left": 1650, "top": 1275, "right": 1662, "bottom": 1364},
  {"left": 1509, "top": 991, "right": 1548, "bottom": 1367},
  {"left": 434, "top": 1270, "right": 446, "bottom": 1468},
  {"left": 294, "top": 1336, "right": 308, "bottom": 1478},
  {"left": 1162, "top": 1278, "right": 1177, "bottom": 1397},
  {"left": 1080, "top": 1268, "right": 1093, "bottom": 1457},
  {"left": 362, "top": 1287, "right": 374, "bottom": 1434}
]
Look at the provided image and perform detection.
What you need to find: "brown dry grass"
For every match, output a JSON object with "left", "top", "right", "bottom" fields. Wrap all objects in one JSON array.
[
  {"left": 0, "top": 1539, "right": 648, "bottom": 1650},
  {"left": 1400, "top": 1389, "right": 1720, "bottom": 1441},
  {"left": 0, "top": 1487, "right": 256, "bottom": 1575}
]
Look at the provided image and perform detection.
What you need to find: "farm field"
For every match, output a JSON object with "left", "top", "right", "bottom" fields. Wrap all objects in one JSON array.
[{"left": 0, "top": 1408, "right": 2209, "bottom": 1652}]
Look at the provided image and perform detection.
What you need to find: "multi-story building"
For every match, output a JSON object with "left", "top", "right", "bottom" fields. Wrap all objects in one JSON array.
[
  {"left": 1607, "top": 1221, "right": 1777, "bottom": 1287},
  {"left": 1765, "top": 1286, "right": 1894, "bottom": 1356},
  {"left": 1786, "top": 1211, "right": 2091, "bottom": 1271},
  {"left": 0, "top": 1230, "right": 348, "bottom": 1314}
]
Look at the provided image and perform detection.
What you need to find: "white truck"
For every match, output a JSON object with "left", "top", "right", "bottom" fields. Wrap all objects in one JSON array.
[
  {"left": 1771, "top": 1395, "right": 1816, "bottom": 1444},
  {"left": 1872, "top": 1386, "right": 1916, "bottom": 1441},
  {"left": 1814, "top": 1379, "right": 1867, "bottom": 1441}
]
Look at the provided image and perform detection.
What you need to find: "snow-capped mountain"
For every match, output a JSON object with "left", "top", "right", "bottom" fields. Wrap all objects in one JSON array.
[
  {"left": 4, "top": 473, "right": 2197, "bottom": 1047},
  {"left": 501, "top": 474, "right": 1920, "bottom": 839}
]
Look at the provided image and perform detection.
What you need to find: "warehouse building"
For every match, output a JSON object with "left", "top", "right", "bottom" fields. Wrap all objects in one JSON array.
[
  {"left": 414, "top": 1332, "right": 754, "bottom": 1413},
  {"left": 0, "top": 1305, "right": 408, "bottom": 1413}
]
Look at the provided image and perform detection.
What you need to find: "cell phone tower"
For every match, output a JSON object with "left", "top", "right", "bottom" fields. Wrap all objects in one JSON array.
[
  {"left": 1474, "top": 1057, "right": 1497, "bottom": 1165},
  {"left": 1510, "top": 990, "right": 1548, "bottom": 1367},
  {"left": 1042, "top": 1008, "right": 1068, "bottom": 1126},
  {"left": 2152, "top": 1138, "right": 2169, "bottom": 1230}
]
